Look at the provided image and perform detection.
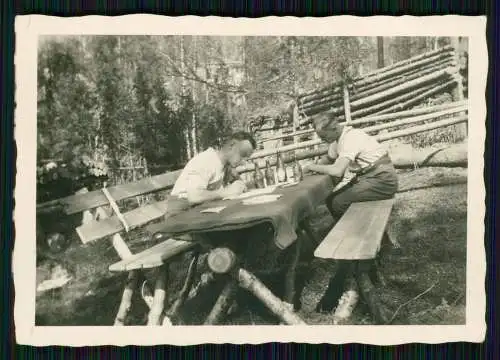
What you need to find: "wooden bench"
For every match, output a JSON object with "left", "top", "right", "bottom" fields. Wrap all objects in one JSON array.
[
  {"left": 314, "top": 198, "right": 396, "bottom": 324},
  {"left": 37, "top": 169, "right": 201, "bottom": 325},
  {"left": 36, "top": 124, "right": 323, "bottom": 325}
]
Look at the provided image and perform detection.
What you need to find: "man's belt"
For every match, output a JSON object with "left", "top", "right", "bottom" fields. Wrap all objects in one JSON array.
[{"left": 351, "top": 154, "right": 392, "bottom": 176}]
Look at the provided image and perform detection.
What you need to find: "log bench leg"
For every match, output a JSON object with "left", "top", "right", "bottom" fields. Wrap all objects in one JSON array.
[
  {"left": 237, "top": 268, "right": 306, "bottom": 325},
  {"left": 203, "top": 278, "right": 239, "bottom": 325},
  {"left": 316, "top": 260, "right": 354, "bottom": 313},
  {"left": 284, "top": 236, "right": 302, "bottom": 311},
  {"left": 355, "top": 260, "right": 390, "bottom": 325},
  {"left": 205, "top": 246, "right": 307, "bottom": 325},
  {"left": 300, "top": 219, "right": 320, "bottom": 248},
  {"left": 114, "top": 270, "right": 140, "bottom": 326},
  {"left": 165, "top": 252, "right": 199, "bottom": 325},
  {"left": 147, "top": 264, "right": 169, "bottom": 325}
]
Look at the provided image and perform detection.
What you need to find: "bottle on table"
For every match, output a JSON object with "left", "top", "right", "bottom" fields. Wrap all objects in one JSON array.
[
  {"left": 264, "top": 159, "right": 275, "bottom": 186},
  {"left": 292, "top": 153, "right": 304, "bottom": 182},
  {"left": 253, "top": 162, "right": 265, "bottom": 189},
  {"left": 276, "top": 151, "right": 287, "bottom": 183}
]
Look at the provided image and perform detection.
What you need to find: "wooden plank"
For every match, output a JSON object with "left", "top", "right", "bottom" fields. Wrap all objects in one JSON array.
[
  {"left": 314, "top": 199, "right": 394, "bottom": 260},
  {"left": 76, "top": 200, "right": 169, "bottom": 244},
  {"left": 109, "top": 238, "right": 196, "bottom": 272},
  {"left": 38, "top": 170, "right": 182, "bottom": 215}
]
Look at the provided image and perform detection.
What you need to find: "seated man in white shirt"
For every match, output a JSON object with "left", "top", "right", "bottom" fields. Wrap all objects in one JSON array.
[
  {"left": 304, "top": 111, "right": 398, "bottom": 220},
  {"left": 164, "top": 131, "right": 257, "bottom": 219},
  {"left": 303, "top": 111, "right": 398, "bottom": 313}
]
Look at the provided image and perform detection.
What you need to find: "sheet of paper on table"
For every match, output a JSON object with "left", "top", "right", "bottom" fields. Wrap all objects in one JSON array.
[
  {"left": 200, "top": 206, "right": 227, "bottom": 214},
  {"left": 223, "top": 185, "right": 278, "bottom": 200},
  {"left": 242, "top": 194, "right": 282, "bottom": 205}
]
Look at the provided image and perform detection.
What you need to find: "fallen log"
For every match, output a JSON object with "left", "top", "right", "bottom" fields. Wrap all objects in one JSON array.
[
  {"left": 238, "top": 268, "right": 306, "bottom": 325},
  {"left": 389, "top": 142, "right": 468, "bottom": 169}
]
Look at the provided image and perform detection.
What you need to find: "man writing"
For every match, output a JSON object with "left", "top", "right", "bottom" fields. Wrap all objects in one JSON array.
[{"left": 154, "top": 131, "right": 257, "bottom": 223}]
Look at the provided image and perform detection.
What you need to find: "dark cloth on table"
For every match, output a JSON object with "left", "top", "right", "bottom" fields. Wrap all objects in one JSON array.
[
  {"left": 148, "top": 175, "right": 334, "bottom": 250},
  {"left": 326, "top": 162, "right": 398, "bottom": 218}
]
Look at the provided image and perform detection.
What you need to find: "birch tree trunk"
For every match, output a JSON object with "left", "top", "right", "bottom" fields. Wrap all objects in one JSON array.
[
  {"left": 180, "top": 36, "right": 192, "bottom": 160},
  {"left": 191, "top": 36, "right": 198, "bottom": 155}
]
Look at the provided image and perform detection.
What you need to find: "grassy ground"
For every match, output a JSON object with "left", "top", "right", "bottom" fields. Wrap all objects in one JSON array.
[{"left": 35, "top": 166, "right": 467, "bottom": 326}]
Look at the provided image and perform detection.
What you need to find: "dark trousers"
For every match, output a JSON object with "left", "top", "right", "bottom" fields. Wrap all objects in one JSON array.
[{"left": 326, "top": 163, "right": 398, "bottom": 219}]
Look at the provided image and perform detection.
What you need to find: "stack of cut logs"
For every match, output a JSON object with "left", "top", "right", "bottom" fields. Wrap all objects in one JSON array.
[
  {"left": 239, "top": 45, "right": 468, "bottom": 176},
  {"left": 297, "top": 45, "right": 461, "bottom": 123}
]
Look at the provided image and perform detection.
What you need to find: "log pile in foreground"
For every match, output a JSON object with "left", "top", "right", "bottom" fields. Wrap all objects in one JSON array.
[{"left": 297, "top": 46, "right": 461, "bottom": 123}]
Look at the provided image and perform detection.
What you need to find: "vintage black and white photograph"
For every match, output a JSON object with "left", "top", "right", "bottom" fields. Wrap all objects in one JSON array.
[{"left": 14, "top": 15, "right": 486, "bottom": 345}]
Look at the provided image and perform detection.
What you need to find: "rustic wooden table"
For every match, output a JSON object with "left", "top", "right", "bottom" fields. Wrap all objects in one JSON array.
[{"left": 146, "top": 174, "right": 335, "bottom": 325}]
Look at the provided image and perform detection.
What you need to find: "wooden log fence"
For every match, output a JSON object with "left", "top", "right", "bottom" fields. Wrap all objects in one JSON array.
[
  {"left": 298, "top": 45, "right": 454, "bottom": 99},
  {"left": 237, "top": 113, "right": 468, "bottom": 174},
  {"left": 296, "top": 47, "right": 461, "bottom": 126}
]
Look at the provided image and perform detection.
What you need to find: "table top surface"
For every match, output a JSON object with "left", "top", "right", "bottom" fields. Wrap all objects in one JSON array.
[{"left": 155, "top": 174, "right": 335, "bottom": 250}]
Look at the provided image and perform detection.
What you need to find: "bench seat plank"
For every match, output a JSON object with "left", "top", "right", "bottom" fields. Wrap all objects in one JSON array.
[
  {"left": 314, "top": 199, "right": 394, "bottom": 260},
  {"left": 76, "top": 200, "right": 170, "bottom": 244},
  {"left": 38, "top": 170, "right": 182, "bottom": 215},
  {"left": 109, "top": 238, "right": 196, "bottom": 272}
]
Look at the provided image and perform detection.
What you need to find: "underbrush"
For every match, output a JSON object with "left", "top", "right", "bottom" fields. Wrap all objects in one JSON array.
[{"left": 396, "top": 92, "right": 467, "bottom": 148}]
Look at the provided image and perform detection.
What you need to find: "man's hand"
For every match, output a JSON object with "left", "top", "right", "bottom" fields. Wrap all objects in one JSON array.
[
  {"left": 302, "top": 163, "right": 314, "bottom": 174},
  {"left": 222, "top": 180, "right": 247, "bottom": 198}
]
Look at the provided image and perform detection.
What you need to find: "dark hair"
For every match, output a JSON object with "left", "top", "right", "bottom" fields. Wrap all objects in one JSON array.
[
  {"left": 313, "top": 111, "right": 337, "bottom": 130},
  {"left": 226, "top": 131, "right": 257, "bottom": 150}
]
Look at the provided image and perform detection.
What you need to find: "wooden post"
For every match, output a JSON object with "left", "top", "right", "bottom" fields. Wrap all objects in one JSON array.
[
  {"left": 237, "top": 268, "right": 306, "bottom": 325},
  {"left": 205, "top": 247, "right": 306, "bottom": 324},
  {"left": 147, "top": 264, "right": 169, "bottom": 325},
  {"left": 114, "top": 271, "right": 139, "bottom": 326},
  {"left": 343, "top": 85, "right": 352, "bottom": 123},
  {"left": 292, "top": 103, "right": 299, "bottom": 145},
  {"left": 203, "top": 279, "right": 239, "bottom": 325},
  {"left": 450, "top": 38, "right": 467, "bottom": 140},
  {"left": 284, "top": 236, "right": 302, "bottom": 310},
  {"left": 165, "top": 252, "right": 199, "bottom": 324},
  {"left": 356, "top": 266, "right": 390, "bottom": 324},
  {"left": 93, "top": 206, "right": 150, "bottom": 326}
]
